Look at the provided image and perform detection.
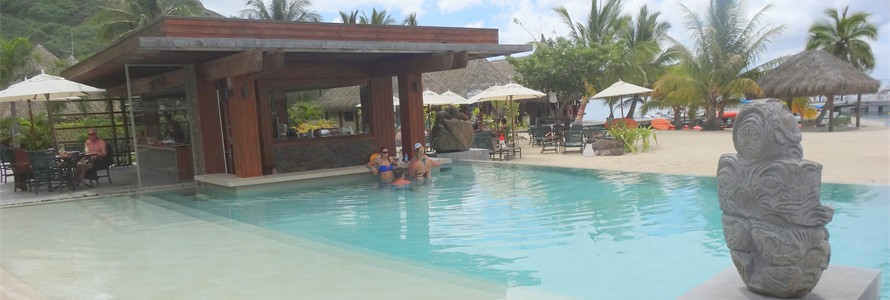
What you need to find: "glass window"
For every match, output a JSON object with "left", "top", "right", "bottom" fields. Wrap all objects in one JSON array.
[{"left": 271, "top": 84, "right": 368, "bottom": 140}]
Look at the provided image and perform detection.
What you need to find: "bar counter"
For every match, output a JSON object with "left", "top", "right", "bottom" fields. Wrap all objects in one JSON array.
[{"left": 136, "top": 143, "right": 194, "bottom": 181}]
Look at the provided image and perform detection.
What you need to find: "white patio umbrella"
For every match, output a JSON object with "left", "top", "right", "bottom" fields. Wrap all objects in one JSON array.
[
  {"left": 423, "top": 90, "right": 470, "bottom": 106},
  {"left": 0, "top": 72, "right": 105, "bottom": 149},
  {"left": 592, "top": 80, "right": 652, "bottom": 119},
  {"left": 469, "top": 83, "right": 545, "bottom": 144}
]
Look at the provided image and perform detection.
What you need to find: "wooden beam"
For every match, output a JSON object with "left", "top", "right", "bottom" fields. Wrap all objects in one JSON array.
[
  {"left": 107, "top": 69, "right": 186, "bottom": 97},
  {"left": 398, "top": 72, "right": 424, "bottom": 159},
  {"left": 195, "top": 79, "right": 225, "bottom": 174},
  {"left": 196, "top": 50, "right": 264, "bottom": 81},
  {"left": 369, "top": 77, "right": 396, "bottom": 153},
  {"left": 368, "top": 52, "right": 467, "bottom": 77},
  {"left": 254, "top": 62, "right": 370, "bottom": 80},
  {"left": 227, "top": 75, "right": 263, "bottom": 177}
]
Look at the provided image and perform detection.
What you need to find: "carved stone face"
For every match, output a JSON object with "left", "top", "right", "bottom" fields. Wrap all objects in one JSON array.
[{"left": 733, "top": 109, "right": 770, "bottom": 161}]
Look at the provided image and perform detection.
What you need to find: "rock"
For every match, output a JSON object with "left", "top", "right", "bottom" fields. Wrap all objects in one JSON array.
[
  {"left": 717, "top": 99, "right": 833, "bottom": 298},
  {"left": 591, "top": 139, "right": 623, "bottom": 156},
  {"left": 431, "top": 107, "right": 474, "bottom": 153}
]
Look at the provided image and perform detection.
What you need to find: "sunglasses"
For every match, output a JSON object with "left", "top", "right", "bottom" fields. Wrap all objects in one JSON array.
[
  {"left": 88, "top": 133, "right": 96, "bottom": 136},
  {"left": 381, "top": 150, "right": 389, "bottom": 153}
]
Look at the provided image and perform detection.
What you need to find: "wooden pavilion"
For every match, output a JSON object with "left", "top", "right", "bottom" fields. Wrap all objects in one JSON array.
[{"left": 61, "top": 17, "right": 530, "bottom": 179}]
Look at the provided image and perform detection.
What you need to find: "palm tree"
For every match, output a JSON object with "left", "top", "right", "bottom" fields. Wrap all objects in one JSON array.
[
  {"left": 240, "top": 0, "right": 322, "bottom": 22},
  {"left": 403, "top": 12, "right": 418, "bottom": 26},
  {"left": 339, "top": 10, "right": 360, "bottom": 24},
  {"left": 647, "top": 67, "right": 698, "bottom": 129},
  {"left": 93, "top": 0, "right": 202, "bottom": 41},
  {"left": 807, "top": 6, "right": 878, "bottom": 72},
  {"left": 668, "top": 0, "right": 781, "bottom": 130},
  {"left": 555, "top": 0, "right": 673, "bottom": 122},
  {"left": 359, "top": 8, "right": 396, "bottom": 25},
  {"left": 0, "top": 37, "right": 34, "bottom": 88}
]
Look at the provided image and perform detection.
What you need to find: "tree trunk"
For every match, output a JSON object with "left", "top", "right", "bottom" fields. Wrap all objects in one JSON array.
[
  {"left": 574, "top": 99, "right": 588, "bottom": 124},
  {"left": 702, "top": 97, "right": 721, "bottom": 131},
  {"left": 813, "top": 94, "right": 834, "bottom": 128},
  {"left": 672, "top": 107, "right": 683, "bottom": 129},
  {"left": 625, "top": 96, "right": 641, "bottom": 119}
]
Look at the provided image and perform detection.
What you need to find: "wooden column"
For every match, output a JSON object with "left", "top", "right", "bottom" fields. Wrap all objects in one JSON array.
[
  {"left": 398, "top": 72, "right": 424, "bottom": 159},
  {"left": 227, "top": 75, "right": 263, "bottom": 177},
  {"left": 256, "top": 85, "right": 275, "bottom": 175},
  {"left": 369, "top": 77, "right": 395, "bottom": 153},
  {"left": 195, "top": 79, "right": 225, "bottom": 174}
]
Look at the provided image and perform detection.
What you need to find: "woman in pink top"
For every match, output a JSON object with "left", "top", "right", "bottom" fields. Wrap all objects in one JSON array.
[{"left": 72, "top": 128, "right": 107, "bottom": 187}]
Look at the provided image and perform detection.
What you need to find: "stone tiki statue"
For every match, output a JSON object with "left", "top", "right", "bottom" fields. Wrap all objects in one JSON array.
[
  {"left": 717, "top": 99, "right": 834, "bottom": 298},
  {"left": 430, "top": 106, "right": 474, "bottom": 153}
]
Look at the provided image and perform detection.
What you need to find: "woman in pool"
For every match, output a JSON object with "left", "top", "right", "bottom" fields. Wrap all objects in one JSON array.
[
  {"left": 407, "top": 143, "right": 440, "bottom": 183},
  {"left": 368, "top": 147, "right": 398, "bottom": 183}
]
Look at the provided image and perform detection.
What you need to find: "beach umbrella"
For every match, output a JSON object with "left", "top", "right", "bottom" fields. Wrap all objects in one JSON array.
[
  {"left": 757, "top": 49, "right": 880, "bottom": 131},
  {"left": 469, "top": 83, "right": 545, "bottom": 144},
  {"left": 423, "top": 90, "right": 470, "bottom": 106},
  {"left": 0, "top": 72, "right": 105, "bottom": 149},
  {"left": 592, "top": 80, "right": 653, "bottom": 119}
]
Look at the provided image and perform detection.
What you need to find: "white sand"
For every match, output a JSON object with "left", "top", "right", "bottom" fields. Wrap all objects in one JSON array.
[{"left": 509, "top": 121, "right": 890, "bottom": 185}]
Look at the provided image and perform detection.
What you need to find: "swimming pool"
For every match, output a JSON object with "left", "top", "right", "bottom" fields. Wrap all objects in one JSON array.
[{"left": 1, "top": 163, "right": 887, "bottom": 299}]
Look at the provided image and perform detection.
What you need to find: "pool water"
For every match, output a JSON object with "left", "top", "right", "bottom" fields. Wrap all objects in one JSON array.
[{"left": 2, "top": 163, "right": 888, "bottom": 299}]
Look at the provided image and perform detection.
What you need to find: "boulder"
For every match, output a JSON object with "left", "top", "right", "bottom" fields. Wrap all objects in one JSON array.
[
  {"left": 591, "top": 139, "right": 623, "bottom": 156},
  {"left": 431, "top": 107, "right": 474, "bottom": 152}
]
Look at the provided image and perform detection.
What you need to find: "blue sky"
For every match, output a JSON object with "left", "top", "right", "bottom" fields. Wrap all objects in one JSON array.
[{"left": 203, "top": 0, "right": 889, "bottom": 82}]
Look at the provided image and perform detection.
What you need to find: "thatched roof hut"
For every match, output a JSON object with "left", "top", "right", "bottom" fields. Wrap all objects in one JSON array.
[
  {"left": 757, "top": 49, "right": 881, "bottom": 131},
  {"left": 316, "top": 85, "right": 362, "bottom": 112},
  {"left": 758, "top": 49, "right": 880, "bottom": 98}
]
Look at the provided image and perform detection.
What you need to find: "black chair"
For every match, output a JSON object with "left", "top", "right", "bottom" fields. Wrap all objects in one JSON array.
[
  {"left": 540, "top": 125, "right": 562, "bottom": 154},
  {"left": 26, "top": 151, "right": 60, "bottom": 194},
  {"left": 64, "top": 143, "right": 85, "bottom": 153},
  {"left": 0, "top": 147, "right": 14, "bottom": 183},
  {"left": 562, "top": 125, "right": 586, "bottom": 154},
  {"left": 85, "top": 143, "right": 113, "bottom": 186}
]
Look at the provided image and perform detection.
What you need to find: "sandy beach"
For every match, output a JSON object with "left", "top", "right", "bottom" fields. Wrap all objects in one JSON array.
[{"left": 509, "top": 121, "right": 890, "bottom": 186}]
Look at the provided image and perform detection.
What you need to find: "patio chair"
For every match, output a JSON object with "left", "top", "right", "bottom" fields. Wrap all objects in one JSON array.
[
  {"left": 85, "top": 143, "right": 113, "bottom": 186},
  {"left": 0, "top": 147, "right": 14, "bottom": 183},
  {"left": 540, "top": 125, "right": 562, "bottom": 154},
  {"left": 531, "top": 125, "right": 551, "bottom": 147},
  {"left": 64, "top": 143, "right": 85, "bottom": 153},
  {"left": 26, "top": 150, "right": 60, "bottom": 194},
  {"left": 562, "top": 125, "right": 585, "bottom": 154},
  {"left": 474, "top": 131, "right": 521, "bottom": 160}
]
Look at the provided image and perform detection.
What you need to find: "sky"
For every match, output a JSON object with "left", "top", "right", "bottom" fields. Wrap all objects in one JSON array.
[{"left": 202, "top": 0, "right": 890, "bottom": 82}]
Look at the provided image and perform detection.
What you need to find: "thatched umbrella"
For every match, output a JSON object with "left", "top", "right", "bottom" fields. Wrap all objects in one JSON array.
[{"left": 758, "top": 49, "right": 880, "bottom": 132}]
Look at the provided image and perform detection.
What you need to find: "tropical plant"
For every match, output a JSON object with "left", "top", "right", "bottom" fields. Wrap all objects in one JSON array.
[
  {"left": 508, "top": 37, "right": 615, "bottom": 119},
  {"left": 666, "top": 0, "right": 781, "bottom": 130},
  {"left": 806, "top": 6, "right": 879, "bottom": 72},
  {"left": 239, "top": 0, "right": 322, "bottom": 21},
  {"left": 359, "top": 8, "right": 396, "bottom": 25},
  {"left": 18, "top": 115, "right": 53, "bottom": 149},
  {"left": 339, "top": 10, "right": 360, "bottom": 24},
  {"left": 403, "top": 12, "right": 418, "bottom": 26},
  {"left": 0, "top": 37, "right": 35, "bottom": 88},
  {"left": 606, "top": 122, "right": 656, "bottom": 153},
  {"left": 93, "top": 0, "right": 202, "bottom": 41},
  {"left": 288, "top": 101, "right": 324, "bottom": 123},
  {"left": 554, "top": 0, "right": 673, "bottom": 120},
  {"left": 646, "top": 66, "right": 697, "bottom": 129}
]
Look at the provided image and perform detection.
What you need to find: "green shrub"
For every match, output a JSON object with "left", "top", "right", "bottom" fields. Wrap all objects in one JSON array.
[
  {"left": 832, "top": 115, "right": 851, "bottom": 127},
  {"left": 607, "top": 123, "right": 658, "bottom": 154}
]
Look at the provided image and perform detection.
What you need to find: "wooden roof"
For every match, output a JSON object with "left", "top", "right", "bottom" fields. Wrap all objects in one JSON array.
[{"left": 62, "top": 17, "right": 531, "bottom": 88}]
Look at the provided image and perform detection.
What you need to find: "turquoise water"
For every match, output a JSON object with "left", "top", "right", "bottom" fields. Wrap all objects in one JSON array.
[{"left": 147, "top": 163, "right": 889, "bottom": 299}]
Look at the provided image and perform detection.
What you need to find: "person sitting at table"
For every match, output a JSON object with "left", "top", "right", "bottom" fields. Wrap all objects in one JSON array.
[{"left": 71, "top": 128, "right": 107, "bottom": 188}]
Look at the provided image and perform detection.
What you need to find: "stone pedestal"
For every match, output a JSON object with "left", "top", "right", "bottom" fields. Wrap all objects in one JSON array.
[{"left": 678, "top": 265, "right": 881, "bottom": 300}]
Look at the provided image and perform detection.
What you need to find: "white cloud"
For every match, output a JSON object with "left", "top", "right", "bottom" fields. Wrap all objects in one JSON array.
[
  {"left": 464, "top": 21, "right": 485, "bottom": 28},
  {"left": 437, "top": 0, "right": 482, "bottom": 13}
]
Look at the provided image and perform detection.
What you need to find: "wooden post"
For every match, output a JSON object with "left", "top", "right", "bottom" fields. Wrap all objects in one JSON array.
[
  {"left": 398, "top": 73, "right": 424, "bottom": 160},
  {"left": 226, "top": 75, "right": 262, "bottom": 177},
  {"left": 369, "top": 77, "right": 395, "bottom": 153},
  {"left": 855, "top": 94, "right": 862, "bottom": 128},
  {"left": 195, "top": 79, "right": 225, "bottom": 174}
]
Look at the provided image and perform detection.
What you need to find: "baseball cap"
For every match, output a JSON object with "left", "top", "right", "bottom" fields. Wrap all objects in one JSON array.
[{"left": 414, "top": 142, "right": 423, "bottom": 150}]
